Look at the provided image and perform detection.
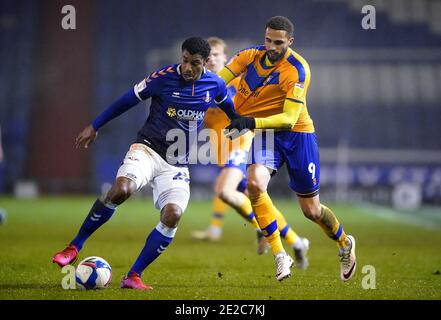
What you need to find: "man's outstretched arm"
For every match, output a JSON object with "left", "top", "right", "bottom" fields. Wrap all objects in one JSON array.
[
  {"left": 218, "top": 67, "right": 236, "bottom": 85},
  {"left": 254, "top": 99, "right": 302, "bottom": 129},
  {"left": 215, "top": 93, "right": 238, "bottom": 121},
  {"left": 226, "top": 99, "right": 302, "bottom": 132},
  {"left": 75, "top": 89, "right": 140, "bottom": 149}
]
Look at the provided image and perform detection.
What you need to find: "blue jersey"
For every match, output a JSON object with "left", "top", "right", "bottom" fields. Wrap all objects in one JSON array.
[{"left": 133, "top": 64, "right": 229, "bottom": 165}]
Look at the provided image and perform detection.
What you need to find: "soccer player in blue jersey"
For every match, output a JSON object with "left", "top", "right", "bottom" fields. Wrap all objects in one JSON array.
[{"left": 52, "top": 37, "right": 238, "bottom": 290}]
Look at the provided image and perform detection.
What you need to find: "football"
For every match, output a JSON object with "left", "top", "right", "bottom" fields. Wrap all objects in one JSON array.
[{"left": 75, "top": 256, "right": 112, "bottom": 290}]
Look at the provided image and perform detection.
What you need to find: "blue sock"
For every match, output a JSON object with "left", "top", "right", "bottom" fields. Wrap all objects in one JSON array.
[
  {"left": 70, "top": 199, "right": 116, "bottom": 251},
  {"left": 246, "top": 212, "right": 256, "bottom": 222},
  {"left": 129, "top": 222, "right": 176, "bottom": 276},
  {"left": 236, "top": 177, "right": 247, "bottom": 192}
]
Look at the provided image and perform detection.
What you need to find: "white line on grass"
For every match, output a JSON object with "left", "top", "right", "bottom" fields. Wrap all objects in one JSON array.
[{"left": 356, "top": 203, "right": 441, "bottom": 231}]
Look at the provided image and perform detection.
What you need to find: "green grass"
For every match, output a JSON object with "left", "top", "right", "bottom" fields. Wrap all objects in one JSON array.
[{"left": 0, "top": 196, "right": 440, "bottom": 300}]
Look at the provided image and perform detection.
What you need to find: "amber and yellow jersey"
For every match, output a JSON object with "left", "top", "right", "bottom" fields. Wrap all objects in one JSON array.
[
  {"left": 204, "top": 77, "right": 253, "bottom": 165},
  {"left": 220, "top": 45, "right": 314, "bottom": 133},
  {"left": 204, "top": 77, "right": 240, "bottom": 132}
]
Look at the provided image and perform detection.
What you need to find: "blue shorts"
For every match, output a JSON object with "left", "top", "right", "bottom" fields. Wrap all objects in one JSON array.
[
  {"left": 225, "top": 149, "right": 248, "bottom": 175},
  {"left": 224, "top": 149, "right": 248, "bottom": 192},
  {"left": 250, "top": 131, "right": 320, "bottom": 197}
]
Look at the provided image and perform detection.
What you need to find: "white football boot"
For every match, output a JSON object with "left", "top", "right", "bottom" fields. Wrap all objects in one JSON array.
[
  {"left": 191, "top": 226, "right": 222, "bottom": 241},
  {"left": 293, "top": 237, "right": 310, "bottom": 270},
  {"left": 275, "top": 253, "right": 294, "bottom": 281},
  {"left": 339, "top": 235, "right": 357, "bottom": 281}
]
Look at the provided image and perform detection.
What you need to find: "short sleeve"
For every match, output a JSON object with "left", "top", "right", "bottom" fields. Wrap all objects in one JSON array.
[
  {"left": 284, "top": 68, "right": 310, "bottom": 104},
  {"left": 133, "top": 70, "right": 164, "bottom": 101},
  {"left": 225, "top": 47, "right": 258, "bottom": 77}
]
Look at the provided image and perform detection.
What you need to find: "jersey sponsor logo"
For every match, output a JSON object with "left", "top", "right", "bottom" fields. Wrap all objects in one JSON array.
[
  {"left": 238, "top": 83, "right": 250, "bottom": 97},
  {"left": 172, "top": 92, "right": 180, "bottom": 98},
  {"left": 293, "top": 82, "right": 305, "bottom": 99},
  {"left": 238, "top": 82, "right": 261, "bottom": 98},
  {"left": 166, "top": 107, "right": 205, "bottom": 121}
]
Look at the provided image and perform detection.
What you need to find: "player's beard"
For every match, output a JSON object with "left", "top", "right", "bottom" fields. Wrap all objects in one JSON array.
[{"left": 267, "top": 48, "right": 287, "bottom": 63}]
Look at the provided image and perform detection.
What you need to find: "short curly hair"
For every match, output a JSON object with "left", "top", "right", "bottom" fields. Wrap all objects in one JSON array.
[
  {"left": 266, "top": 16, "right": 294, "bottom": 37},
  {"left": 181, "top": 37, "right": 211, "bottom": 60}
]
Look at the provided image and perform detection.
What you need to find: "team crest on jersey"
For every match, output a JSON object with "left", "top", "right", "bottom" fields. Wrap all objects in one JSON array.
[
  {"left": 293, "top": 82, "right": 305, "bottom": 99},
  {"left": 263, "top": 75, "right": 273, "bottom": 86},
  {"left": 167, "top": 107, "right": 177, "bottom": 117},
  {"left": 204, "top": 91, "right": 211, "bottom": 103}
]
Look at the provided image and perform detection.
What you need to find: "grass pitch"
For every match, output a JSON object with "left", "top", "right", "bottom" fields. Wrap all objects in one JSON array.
[{"left": 0, "top": 196, "right": 440, "bottom": 300}]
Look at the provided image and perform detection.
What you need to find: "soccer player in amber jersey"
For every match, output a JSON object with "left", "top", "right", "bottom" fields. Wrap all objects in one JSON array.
[
  {"left": 192, "top": 37, "right": 310, "bottom": 269},
  {"left": 222, "top": 16, "right": 356, "bottom": 281}
]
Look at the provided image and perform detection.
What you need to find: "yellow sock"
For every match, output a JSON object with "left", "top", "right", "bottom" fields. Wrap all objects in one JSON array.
[
  {"left": 274, "top": 206, "right": 299, "bottom": 247},
  {"left": 210, "top": 196, "right": 228, "bottom": 227},
  {"left": 250, "top": 192, "right": 284, "bottom": 254},
  {"left": 213, "top": 196, "right": 229, "bottom": 214},
  {"left": 315, "top": 204, "right": 349, "bottom": 249},
  {"left": 235, "top": 195, "right": 260, "bottom": 229}
]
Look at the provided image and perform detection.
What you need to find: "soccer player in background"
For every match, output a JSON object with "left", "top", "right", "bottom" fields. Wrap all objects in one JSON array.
[
  {"left": 52, "top": 37, "right": 239, "bottom": 290},
  {"left": 192, "top": 37, "right": 310, "bottom": 269},
  {"left": 221, "top": 16, "right": 357, "bottom": 281},
  {"left": 192, "top": 37, "right": 267, "bottom": 248}
]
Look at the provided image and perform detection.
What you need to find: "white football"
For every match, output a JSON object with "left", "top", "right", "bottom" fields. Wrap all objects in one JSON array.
[{"left": 75, "top": 256, "right": 112, "bottom": 290}]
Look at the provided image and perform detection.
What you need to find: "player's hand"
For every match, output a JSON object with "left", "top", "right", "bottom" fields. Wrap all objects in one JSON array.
[
  {"left": 224, "top": 116, "right": 256, "bottom": 140},
  {"left": 75, "top": 125, "right": 97, "bottom": 149},
  {"left": 226, "top": 116, "right": 255, "bottom": 131}
]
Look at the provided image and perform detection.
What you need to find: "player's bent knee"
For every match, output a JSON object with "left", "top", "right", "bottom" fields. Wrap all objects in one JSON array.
[
  {"left": 160, "top": 204, "right": 183, "bottom": 228},
  {"left": 246, "top": 165, "right": 270, "bottom": 196},
  {"left": 155, "top": 187, "right": 189, "bottom": 218},
  {"left": 216, "top": 188, "right": 233, "bottom": 204},
  {"left": 216, "top": 190, "right": 228, "bottom": 203},
  {"left": 246, "top": 176, "right": 267, "bottom": 196},
  {"left": 106, "top": 177, "right": 137, "bottom": 205}
]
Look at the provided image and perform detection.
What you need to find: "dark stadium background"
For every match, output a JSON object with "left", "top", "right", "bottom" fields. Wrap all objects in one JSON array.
[
  {"left": 2, "top": 0, "right": 441, "bottom": 210},
  {"left": 1, "top": 0, "right": 441, "bottom": 301}
]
